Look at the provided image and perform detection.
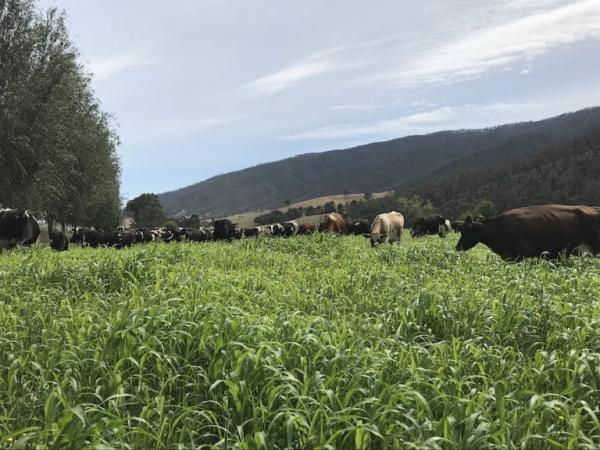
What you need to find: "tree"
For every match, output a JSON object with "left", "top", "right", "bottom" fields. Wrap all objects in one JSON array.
[
  {"left": 254, "top": 210, "right": 287, "bottom": 225},
  {"left": 0, "top": 0, "right": 121, "bottom": 227},
  {"left": 323, "top": 201, "right": 336, "bottom": 213},
  {"left": 364, "top": 192, "right": 373, "bottom": 201},
  {"left": 126, "top": 194, "right": 166, "bottom": 227},
  {"left": 162, "top": 220, "right": 178, "bottom": 230},
  {"left": 474, "top": 200, "right": 496, "bottom": 219}
]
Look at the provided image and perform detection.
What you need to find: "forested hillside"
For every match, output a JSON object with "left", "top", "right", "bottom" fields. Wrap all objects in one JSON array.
[
  {"left": 159, "top": 108, "right": 600, "bottom": 217},
  {"left": 410, "top": 129, "right": 600, "bottom": 218},
  {"left": 0, "top": 0, "right": 120, "bottom": 228}
]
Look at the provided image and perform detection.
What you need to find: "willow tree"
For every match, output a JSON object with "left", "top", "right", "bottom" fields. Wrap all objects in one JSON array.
[{"left": 0, "top": 0, "right": 121, "bottom": 228}]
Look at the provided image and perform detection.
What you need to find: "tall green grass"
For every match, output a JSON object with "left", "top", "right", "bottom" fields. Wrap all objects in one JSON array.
[{"left": 2, "top": 234, "right": 600, "bottom": 448}]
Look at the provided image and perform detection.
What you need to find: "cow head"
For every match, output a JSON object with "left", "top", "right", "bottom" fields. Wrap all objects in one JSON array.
[
  {"left": 410, "top": 219, "right": 423, "bottom": 237},
  {"left": 370, "top": 233, "right": 387, "bottom": 247},
  {"left": 455, "top": 216, "right": 484, "bottom": 251}
]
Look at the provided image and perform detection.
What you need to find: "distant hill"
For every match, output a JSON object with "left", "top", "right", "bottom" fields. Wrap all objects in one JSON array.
[{"left": 159, "top": 107, "right": 600, "bottom": 217}]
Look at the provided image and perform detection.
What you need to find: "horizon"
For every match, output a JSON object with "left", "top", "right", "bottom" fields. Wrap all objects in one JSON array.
[{"left": 38, "top": 0, "right": 600, "bottom": 200}]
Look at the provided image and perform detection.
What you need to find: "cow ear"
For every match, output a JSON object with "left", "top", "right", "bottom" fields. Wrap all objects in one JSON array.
[{"left": 465, "top": 216, "right": 473, "bottom": 227}]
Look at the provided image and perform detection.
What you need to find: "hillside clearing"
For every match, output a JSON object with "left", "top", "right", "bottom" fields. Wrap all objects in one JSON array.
[{"left": 2, "top": 236, "right": 600, "bottom": 448}]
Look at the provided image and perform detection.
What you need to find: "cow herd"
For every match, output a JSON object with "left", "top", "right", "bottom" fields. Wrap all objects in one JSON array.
[{"left": 3, "top": 204, "right": 600, "bottom": 260}]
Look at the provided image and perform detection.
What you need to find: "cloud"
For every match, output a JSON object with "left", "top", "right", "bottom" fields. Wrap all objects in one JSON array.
[
  {"left": 331, "top": 104, "right": 385, "bottom": 111},
  {"left": 280, "top": 103, "right": 542, "bottom": 140},
  {"left": 368, "top": 0, "right": 600, "bottom": 87},
  {"left": 244, "top": 42, "right": 376, "bottom": 96},
  {"left": 280, "top": 107, "right": 456, "bottom": 140},
  {"left": 135, "top": 114, "right": 245, "bottom": 143},
  {"left": 87, "top": 50, "right": 160, "bottom": 81}
]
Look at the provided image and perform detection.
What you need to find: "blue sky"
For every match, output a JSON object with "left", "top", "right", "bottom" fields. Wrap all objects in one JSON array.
[{"left": 39, "top": 0, "right": 600, "bottom": 200}]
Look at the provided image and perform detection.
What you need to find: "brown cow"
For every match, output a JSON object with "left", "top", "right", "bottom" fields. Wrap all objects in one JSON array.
[
  {"left": 319, "top": 213, "right": 345, "bottom": 233},
  {"left": 297, "top": 222, "right": 316, "bottom": 235},
  {"left": 456, "top": 204, "right": 600, "bottom": 260}
]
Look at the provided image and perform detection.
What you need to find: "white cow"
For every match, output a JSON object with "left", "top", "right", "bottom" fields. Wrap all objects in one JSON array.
[{"left": 369, "top": 211, "right": 404, "bottom": 247}]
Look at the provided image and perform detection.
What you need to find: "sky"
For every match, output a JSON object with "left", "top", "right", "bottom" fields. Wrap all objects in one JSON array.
[{"left": 38, "top": 0, "right": 600, "bottom": 201}]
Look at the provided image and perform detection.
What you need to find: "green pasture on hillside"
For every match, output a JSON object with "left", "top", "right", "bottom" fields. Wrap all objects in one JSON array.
[{"left": 2, "top": 234, "right": 600, "bottom": 449}]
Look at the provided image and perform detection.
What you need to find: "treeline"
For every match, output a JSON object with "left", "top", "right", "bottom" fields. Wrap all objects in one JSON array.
[
  {"left": 410, "top": 128, "right": 600, "bottom": 218},
  {"left": 0, "top": 0, "right": 120, "bottom": 229}
]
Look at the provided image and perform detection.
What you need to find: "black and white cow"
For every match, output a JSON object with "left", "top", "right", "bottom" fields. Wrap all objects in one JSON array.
[
  {"left": 0, "top": 209, "right": 41, "bottom": 253},
  {"left": 283, "top": 221, "right": 299, "bottom": 237},
  {"left": 411, "top": 214, "right": 450, "bottom": 238}
]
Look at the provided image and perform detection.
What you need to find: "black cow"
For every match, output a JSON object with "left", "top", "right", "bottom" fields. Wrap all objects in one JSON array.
[
  {"left": 411, "top": 214, "right": 448, "bottom": 238},
  {"left": 71, "top": 227, "right": 85, "bottom": 245},
  {"left": 186, "top": 228, "right": 211, "bottom": 242},
  {"left": 214, "top": 219, "right": 236, "bottom": 241},
  {"left": 346, "top": 220, "right": 371, "bottom": 235},
  {"left": 84, "top": 229, "right": 122, "bottom": 248},
  {"left": 456, "top": 204, "right": 600, "bottom": 260},
  {"left": 0, "top": 209, "right": 40, "bottom": 253},
  {"left": 119, "top": 231, "right": 139, "bottom": 248},
  {"left": 49, "top": 230, "right": 69, "bottom": 251},
  {"left": 243, "top": 227, "right": 261, "bottom": 238}
]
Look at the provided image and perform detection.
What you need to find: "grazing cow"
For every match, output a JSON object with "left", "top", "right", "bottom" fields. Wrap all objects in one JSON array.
[
  {"left": 99, "top": 231, "right": 122, "bottom": 247},
  {"left": 83, "top": 229, "right": 100, "bottom": 247},
  {"left": 139, "top": 228, "right": 157, "bottom": 243},
  {"left": 214, "top": 219, "right": 236, "bottom": 241},
  {"left": 438, "top": 219, "right": 452, "bottom": 238},
  {"left": 451, "top": 221, "right": 465, "bottom": 233},
  {"left": 298, "top": 222, "right": 316, "bottom": 235},
  {"left": 0, "top": 209, "right": 40, "bottom": 252},
  {"left": 346, "top": 220, "right": 371, "bottom": 235},
  {"left": 271, "top": 223, "right": 285, "bottom": 237},
  {"left": 456, "top": 204, "right": 600, "bottom": 260},
  {"left": 84, "top": 229, "right": 121, "bottom": 248},
  {"left": 159, "top": 228, "right": 175, "bottom": 243},
  {"left": 284, "top": 221, "right": 299, "bottom": 237},
  {"left": 319, "top": 213, "right": 346, "bottom": 233},
  {"left": 187, "top": 228, "right": 211, "bottom": 242},
  {"left": 71, "top": 227, "right": 85, "bottom": 245},
  {"left": 411, "top": 214, "right": 448, "bottom": 238},
  {"left": 369, "top": 211, "right": 405, "bottom": 247},
  {"left": 49, "top": 230, "right": 69, "bottom": 251},
  {"left": 119, "top": 231, "right": 138, "bottom": 248},
  {"left": 170, "top": 227, "right": 187, "bottom": 242},
  {"left": 243, "top": 227, "right": 261, "bottom": 238}
]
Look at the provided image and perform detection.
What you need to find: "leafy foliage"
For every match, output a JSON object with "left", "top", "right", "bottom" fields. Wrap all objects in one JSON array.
[
  {"left": 254, "top": 208, "right": 304, "bottom": 225},
  {"left": 125, "top": 193, "right": 166, "bottom": 228},
  {"left": 2, "top": 237, "right": 600, "bottom": 448},
  {"left": 0, "top": 0, "right": 120, "bottom": 228}
]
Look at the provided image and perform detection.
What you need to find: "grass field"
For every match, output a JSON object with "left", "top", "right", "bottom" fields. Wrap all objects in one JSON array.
[{"left": 2, "top": 235, "right": 600, "bottom": 448}]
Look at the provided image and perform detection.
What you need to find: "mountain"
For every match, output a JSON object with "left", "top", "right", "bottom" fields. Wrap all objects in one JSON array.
[
  {"left": 159, "top": 107, "right": 600, "bottom": 217},
  {"left": 408, "top": 128, "right": 600, "bottom": 218}
]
